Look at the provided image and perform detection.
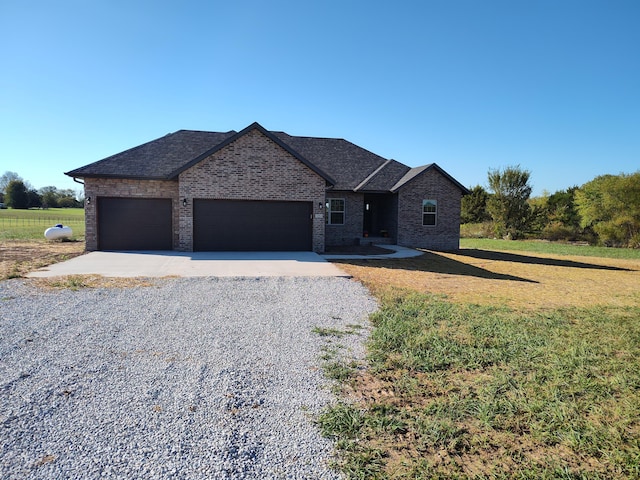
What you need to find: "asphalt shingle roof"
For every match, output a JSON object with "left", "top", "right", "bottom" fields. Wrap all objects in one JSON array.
[
  {"left": 66, "top": 130, "right": 237, "bottom": 180},
  {"left": 65, "top": 123, "right": 468, "bottom": 194},
  {"left": 270, "top": 132, "right": 390, "bottom": 190}
]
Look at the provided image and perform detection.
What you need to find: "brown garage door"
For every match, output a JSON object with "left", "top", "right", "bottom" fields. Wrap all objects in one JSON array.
[
  {"left": 193, "top": 199, "right": 312, "bottom": 251},
  {"left": 98, "top": 197, "right": 172, "bottom": 250}
]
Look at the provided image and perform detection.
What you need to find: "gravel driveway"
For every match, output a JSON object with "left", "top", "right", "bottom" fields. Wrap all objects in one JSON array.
[{"left": 0, "top": 277, "right": 377, "bottom": 479}]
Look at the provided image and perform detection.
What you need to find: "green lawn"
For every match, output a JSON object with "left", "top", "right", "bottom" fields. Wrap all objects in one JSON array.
[
  {"left": 461, "top": 237, "right": 640, "bottom": 260},
  {"left": 321, "top": 242, "right": 640, "bottom": 479},
  {"left": 0, "top": 208, "right": 85, "bottom": 240}
]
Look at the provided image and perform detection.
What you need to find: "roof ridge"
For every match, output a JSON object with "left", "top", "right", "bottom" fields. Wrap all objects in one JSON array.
[
  {"left": 271, "top": 131, "right": 346, "bottom": 141},
  {"left": 175, "top": 129, "right": 237, "bottom": 134}
]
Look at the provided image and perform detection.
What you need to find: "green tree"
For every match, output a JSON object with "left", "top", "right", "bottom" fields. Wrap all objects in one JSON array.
[
  {"left": 57, "top": 188, "right": 81, "bottom": 208},
  {"left": 40, "top": 186, "right": 59, "bottom": 208},
  {"left": 461, "top": 185, "right": 491, "bottom": 223},
  {"left": 27, "top": 189, "right": 42, "bottom": 208},
  {"left": 575, "top": 172, "right": 640, "bottom": 248},
  {"left": 547, "top": 187, "right": 581, "bottom": 228},
  {"left": 486, "top": 165, "right": 532, "bottom": 239},
  {"left": 5, "top": 179, "right": 29, "bottom": 209},
  {"left": 531, "top": 187, "right": 586, "bottom": 241}
]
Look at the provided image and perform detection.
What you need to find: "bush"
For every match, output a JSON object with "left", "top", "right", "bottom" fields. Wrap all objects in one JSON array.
[
  {"left": 541, "top": 222, "right": 579, "bottom": 242},
  {"left": 460, "top": 222, "right": 495, "bottom": 238}
]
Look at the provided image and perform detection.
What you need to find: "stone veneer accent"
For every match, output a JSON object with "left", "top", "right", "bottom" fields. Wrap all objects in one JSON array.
[
  {"left": 396, "top": 168, "right": 462, "bottom": 250},
  {"left": 83, "top": 178, "right": 179, "bottom": 251},
  {"left": 178, "top": 129, "right": 326, "bottom": 252}
]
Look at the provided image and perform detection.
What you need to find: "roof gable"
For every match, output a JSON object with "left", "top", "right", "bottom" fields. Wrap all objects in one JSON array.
[
  {"left": 168, "top": 122, "right": 335, "bottom": 184},
  {"left": 391, "top": 163, "right": 470, "bottom": 194}
]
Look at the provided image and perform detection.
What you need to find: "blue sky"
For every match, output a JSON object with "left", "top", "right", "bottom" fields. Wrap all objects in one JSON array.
[{"left": 1, "top": 0, "right": 638, "bottom": 197}]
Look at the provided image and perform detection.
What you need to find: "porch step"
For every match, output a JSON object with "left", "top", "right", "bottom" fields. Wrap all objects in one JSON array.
[{"left": 358, "top": 236, "right": 394, "bottom": 245}]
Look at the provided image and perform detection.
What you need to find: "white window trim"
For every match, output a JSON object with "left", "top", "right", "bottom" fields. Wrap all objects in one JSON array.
[
  {"left": 422, "top": 199, "right": 437, "bottom": 227},
  {"left": 326, "top": 198, "right": 345, "bottom": 225}
]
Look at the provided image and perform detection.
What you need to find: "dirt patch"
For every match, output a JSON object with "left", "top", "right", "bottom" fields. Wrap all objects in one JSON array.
[
  {"left": 332, "top": 248, "right": 640, "bottom": 309},
  {"left": 0, "top": 240, "right": 85, "bottom": 280},
  {"left": 29, "top": 275, "right": 158, "bottom": 290},
  {"left": 348, "top": 369, "right": 617, "bottom": 478}
]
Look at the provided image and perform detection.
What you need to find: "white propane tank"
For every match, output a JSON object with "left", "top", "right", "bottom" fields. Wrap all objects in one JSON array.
[{"left": 44, "top": 224, "right": 73, "bottom": 240}]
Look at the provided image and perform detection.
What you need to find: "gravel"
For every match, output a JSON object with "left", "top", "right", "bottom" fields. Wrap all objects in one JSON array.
[{"left": 0, "top": 277, "right": 377, "bottom": 479}]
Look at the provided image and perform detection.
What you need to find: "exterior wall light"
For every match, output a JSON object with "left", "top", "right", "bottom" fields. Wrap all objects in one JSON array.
[{"left": 182, "top": 198, "right": 188, "bottom": 207}]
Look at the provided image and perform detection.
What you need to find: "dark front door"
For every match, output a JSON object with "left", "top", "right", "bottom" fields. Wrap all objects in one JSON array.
[
  {"left": 97, "top": 197, "right": 173, "bottom": 250},
  {"left": 193, "top": 199, "right": 312, "bottom": 251}
]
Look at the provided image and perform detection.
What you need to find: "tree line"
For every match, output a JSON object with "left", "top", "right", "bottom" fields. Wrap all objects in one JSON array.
[
  {"left": 0, "top": 171, "right": 83, "bottom": 209},
  {"left": 462, "top": 166, "right": 640, "bottom": 248}
]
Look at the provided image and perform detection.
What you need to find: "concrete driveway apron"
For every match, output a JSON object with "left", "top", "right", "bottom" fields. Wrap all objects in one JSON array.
[{"left": 26, "top": 251, "right": 349, "bottom": 278}]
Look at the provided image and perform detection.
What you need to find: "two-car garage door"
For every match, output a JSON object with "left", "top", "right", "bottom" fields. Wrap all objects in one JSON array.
[
  {"left": 97, "top": 197, "right": 312, "bottom": 251},
  {"left": 193, "top": 199, "right": 312, "bottom": 251}
]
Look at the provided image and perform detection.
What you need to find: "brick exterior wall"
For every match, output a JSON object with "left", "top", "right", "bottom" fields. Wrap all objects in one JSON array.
[
  {"left": 325, "top": 191, "right": 364, "bottom": 246},
  {"left": 83, "top": 178, "right": 179, "bottom": 251},
  {"left": 396, "top": 168, "right": 463, "bottom": 250},
  {"left": 178, "top": 129, "right": 326, "bottom": 252},
  {"left": 81, "top": 131, "right": 463, "bottom": 253}
]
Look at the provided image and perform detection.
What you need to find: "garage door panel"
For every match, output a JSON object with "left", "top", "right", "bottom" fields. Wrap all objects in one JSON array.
[
  {"left": 194, "top": 200, "right": 312, "bottom": 251},
  {"left": 98, "top": 197, "right": 172, "bottom": 251}
]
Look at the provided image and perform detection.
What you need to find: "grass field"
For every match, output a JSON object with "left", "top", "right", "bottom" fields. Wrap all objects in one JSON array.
[
  {"left": 0, "top": 207, "right": 85, "bottom": 241},
  {"left": 324, "top": 242, "right": 640, "bottom": 479},
  {"left": 0, "top": 208, "right": 86, "bottom": 279},
  {"left": 461, "top": 238, "right": 640, "bottom": 260}
]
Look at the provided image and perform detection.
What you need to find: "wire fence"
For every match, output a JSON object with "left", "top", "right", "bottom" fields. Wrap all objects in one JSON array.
[{"left": 0, "top": 217, "right": 85, "bottom": 227}]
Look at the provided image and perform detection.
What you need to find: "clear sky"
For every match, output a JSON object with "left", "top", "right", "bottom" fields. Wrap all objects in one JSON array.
[{"left": 1, "top": 0, "right": 638, "bottom": 197}]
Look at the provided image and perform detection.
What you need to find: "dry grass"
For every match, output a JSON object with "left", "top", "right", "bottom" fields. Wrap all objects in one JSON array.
[
  {"left": 333, "top": 248, "right": 640, "bottom": 309},
  {"left": 30, "top": 275, "right": 157, "bottom": 290},
  {"left": 0, "top": 239, "right": 161, "bottom": 288},
  {"left": 0, "top": 240, "right": 85, "bottom": 280},
  {"left": 324, "top": 246, "right": 640, "bottom": 478}
]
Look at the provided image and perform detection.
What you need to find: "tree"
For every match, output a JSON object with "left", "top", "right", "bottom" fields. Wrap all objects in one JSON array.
[
  {"left": 5, "top": 179, "right": 29, "bottom": 209},
  {"left": 40, "top": 186, "right": 59, "bottom": 208},
  {"left": 27, "top": 189, "right": 42, "bottom": 209},
  {"left": 575, "top": 172, "right": 640, "bottom": 248},
  {"left": 461, "top": 185, "right": 491, "bottom": 223},
  {"left": 486, "top": 165, "right": 532, "bottom": 239},
  {"left": 547, "top": 187, "right": 581, "bottom": 228},
  {"left": 58, "top": 188, "right": 81, "bottom": 208},
  {"left": 1, "top": 171, "right": 22, "bottom": 194}
]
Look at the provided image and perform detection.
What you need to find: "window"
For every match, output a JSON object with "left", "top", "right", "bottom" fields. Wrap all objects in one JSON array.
[
  {"left": 326, "top": 198, "right": 345, "bottom": 225},
  {"left": 422, "top": 199, "right": 437, "bottom": 226}
]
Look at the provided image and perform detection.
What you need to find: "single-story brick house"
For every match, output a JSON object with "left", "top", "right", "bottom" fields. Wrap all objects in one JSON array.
[{"left": 66, "top": 122, "right": 469, "bottom": 253}]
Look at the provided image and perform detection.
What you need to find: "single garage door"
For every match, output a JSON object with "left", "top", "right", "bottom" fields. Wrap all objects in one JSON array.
[
  {"left": 98, "top": 197, "right": 172, "bottom": 250},
  {"left": 193, "top": 199, "right": 312, "bottom": 251}
]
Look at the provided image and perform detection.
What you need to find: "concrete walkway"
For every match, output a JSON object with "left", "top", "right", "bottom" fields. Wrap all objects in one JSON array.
[
  {"left": 27, "top": 251, "right": 349, "bottom": 278},
  {"left": 321, "top": 244, "right": 423, "bottom": 260}
]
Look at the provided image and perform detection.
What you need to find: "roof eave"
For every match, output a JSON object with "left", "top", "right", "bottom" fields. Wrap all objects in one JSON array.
[{"left": 64, "top": 172, "right": 175, "bottom": 182}]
